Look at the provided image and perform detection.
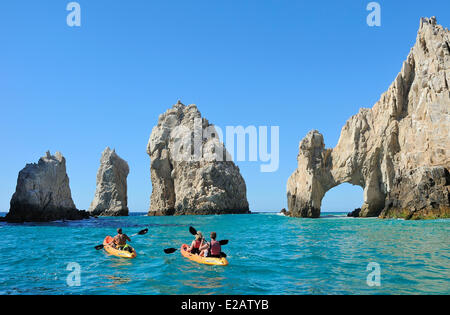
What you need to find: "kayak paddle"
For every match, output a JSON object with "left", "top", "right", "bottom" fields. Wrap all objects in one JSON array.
[
  {"left": 163, "top": 248, "right": 178, "bottom": 254},
  {"left": 163, "top": 248, "right": 227, "bottom": 258},
  {"left": 164, "top": 227, "right": 199, "bottom": 254},
  {"left": 189, "top": 226, "right": 229, "bottom": 245},
  {"left": 94, "top": 228, "right": 149, "bottom": 250},
  {"left": 131, "top": 228, "right": 148, "bottom": 237}
]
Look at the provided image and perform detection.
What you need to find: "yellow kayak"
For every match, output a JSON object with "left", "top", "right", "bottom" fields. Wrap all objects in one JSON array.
[
  {"left": 180, "top": 244, "right": 228, "bottom": 266},
  {"left": 103, "top": 236, "right": 137, "bottom": 259}
]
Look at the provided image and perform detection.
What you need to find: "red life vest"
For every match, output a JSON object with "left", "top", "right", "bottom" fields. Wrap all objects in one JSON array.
[
  {"left": 194, "top": 239, "right": 201, "bottom": 249},
  {"left": 210, "top": 240, "right": 221, "bottom": 256}
]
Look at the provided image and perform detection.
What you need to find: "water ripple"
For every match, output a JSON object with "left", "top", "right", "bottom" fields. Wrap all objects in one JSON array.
[{"left": 0, "top": 213, "right": 449, "bottom": 294}]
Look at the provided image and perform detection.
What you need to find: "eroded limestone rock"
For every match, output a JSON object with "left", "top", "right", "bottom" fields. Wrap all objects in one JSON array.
[
  {"left": 4, "top": 151, "right": 89, "bottom": 222},
  {"left": 89, "top": 147, "right": 129, "bottom": 216},
  {"left": 287, "top": 17, "right": 450, "bottom": 219},
  {"left": 147, "top": 101, "right": 249, "bottom": 215}
]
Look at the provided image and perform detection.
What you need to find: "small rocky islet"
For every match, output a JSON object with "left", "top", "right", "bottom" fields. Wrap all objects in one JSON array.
[
  {"left": 3, "top": 151, "right": 89, "bottom": 222},
  {"left": 1, "top": 17, "right": 449, "bottom": 223},
  {"left": 89, "top": 147, "right": 130, "bottom": 217},
  {"left": 147, "top": 101, "right": 250, "bottom": 216}
]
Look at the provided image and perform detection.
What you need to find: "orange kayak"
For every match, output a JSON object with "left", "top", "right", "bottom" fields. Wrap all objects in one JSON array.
[
  {"left": 103, "top": 236, "right": 137, "bottom": 259},
  {"left": 180, "top": 244, "right": 228, "bottom": 266}
]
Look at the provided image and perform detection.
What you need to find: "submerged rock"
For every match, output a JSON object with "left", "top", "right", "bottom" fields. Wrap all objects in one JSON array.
[
  {"left": 287, "top": 17, "right": 450, "bottom": 220},
  {"left": 4, "top": 151, "right": 89, "bottom": 222},
  {"left": 347, "top": 208, "right": 362, "bottom": 218},
  {"left": 147, "top": 101, "right": 249, "bottom": 215},
  {"left": 89, "top": 147, "right": 129, "bottom": 216}
]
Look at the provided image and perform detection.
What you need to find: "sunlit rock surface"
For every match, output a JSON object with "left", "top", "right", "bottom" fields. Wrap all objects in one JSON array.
[
  {"left": 287, "top": 17, "right": 450, "bottom": 219},
  {"left": 89, "top": 147, "right": 129, "bottom": 216},
  {"left": 4, "top": 151, "right": 89, "bottom": 222},
  {"left": 147, "top": 101, "right": 249, "bottom": 215}
]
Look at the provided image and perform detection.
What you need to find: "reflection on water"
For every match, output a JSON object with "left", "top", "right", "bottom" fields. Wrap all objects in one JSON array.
[
  {"left": 107, "top": 258, "right": 134, "bottom": 268},
  {"left": 181, "top": 276, "right": 226, "bottom": 290},
  {"left": 0, "top": 213, "right": 449, "bottom": 295},
  {"left": 101, "top": 274, "right": 132, "bottom": 288}
]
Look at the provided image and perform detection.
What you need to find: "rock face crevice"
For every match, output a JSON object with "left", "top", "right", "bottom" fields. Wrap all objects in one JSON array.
[
  {"left": 4, "top": 151, "right": 89, "bottom": 222},
  {"left": 147, "top": 101, "right": 250, "bottom": 215},
  {"left": 287, "top": 17, "right": 450, "bottom": 219},
  {"left": 89, "top": 147, "right": 129, "bottom": 216}
]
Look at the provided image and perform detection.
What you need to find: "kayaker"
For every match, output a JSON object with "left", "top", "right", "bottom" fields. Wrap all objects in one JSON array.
[
  {"left": 201, "top": 232, "right": 222, "bottom": 258},
  {"left": 112, "top": 228, "right": 132, "bottom": 252},
  {"left": 188, "top": 231, "right": 204, "bottom": 255}
]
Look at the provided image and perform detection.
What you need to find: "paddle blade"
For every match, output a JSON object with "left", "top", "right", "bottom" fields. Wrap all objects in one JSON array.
[
  {"left": 95, "top": 244, "right": 104, "bottom": 250},
  {"left": 138, "top": 228, "right": 148, "bottom": 235},
  {"left": 164, "top": 248, "right": 178, "bottom": 254},
  {"left": 219, "top": 240, "right": 229, "bottom": 246},
  {"left": 220, "top": 252, "right": 227, "bottom": 258},
  {"left": 189, "top": 226, "right": 197, "bottom": 235}
]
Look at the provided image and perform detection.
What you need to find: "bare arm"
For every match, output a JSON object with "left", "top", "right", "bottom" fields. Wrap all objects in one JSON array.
[{"left": 199, "top": 239, "right": 209, "bottom": 251}]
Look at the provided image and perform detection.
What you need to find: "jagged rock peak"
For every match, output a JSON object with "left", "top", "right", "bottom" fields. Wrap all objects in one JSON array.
[
  {"left": 89, "top": 147, "right": 129, "bottom": 216},
  {"left": 147, "top": 102, "right": 249, "bottom": 216},
  {"left": 420, "top": 16, "right": 437, "bottom": 29}
]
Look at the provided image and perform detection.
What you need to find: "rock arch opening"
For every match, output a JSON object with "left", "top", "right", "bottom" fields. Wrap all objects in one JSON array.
[{"left": 321, "top": 183, "right": 364, "bottom": 214}]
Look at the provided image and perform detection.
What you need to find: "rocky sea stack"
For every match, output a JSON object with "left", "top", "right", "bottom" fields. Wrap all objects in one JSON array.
[
  {"left": 287, "top": 17, "right": 450, "bottom": 220},
  {"left": 89, "top": 147, "right": 130, "bottom": 216},
  {"left": 147, "top": 101, "right": 250, "bottom": 215},
  {"left": 3, "top": 151, "right": 89, "bottom": 222}
]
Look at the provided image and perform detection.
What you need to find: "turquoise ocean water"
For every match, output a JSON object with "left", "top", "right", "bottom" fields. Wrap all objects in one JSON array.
[{"left": 0, "top": 212, "right": 449, "bottom": 295}]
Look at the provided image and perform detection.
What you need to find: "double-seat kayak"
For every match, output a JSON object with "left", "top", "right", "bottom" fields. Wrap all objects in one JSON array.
[
  {"left": 103, "top": 236, "right": 137, "bottom": 259},
  {"left": 180, "top": 244, "right": 228, "bottom": 266}
]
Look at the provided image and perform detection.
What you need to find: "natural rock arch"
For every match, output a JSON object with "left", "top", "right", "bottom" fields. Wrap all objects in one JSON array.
[
  {"left": 311, "top": 170, "right": 365, "bottom": 214},
  {"left": 287, "top": 17, "right": 450, "bottom": 219},
  {"left": 287, "top": 130, "right": 387, "bottom": 218}
]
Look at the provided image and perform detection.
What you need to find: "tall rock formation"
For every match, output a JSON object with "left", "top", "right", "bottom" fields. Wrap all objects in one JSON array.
[
  {"left": 287, "top": 17, "right": 450, "bottom": 220},
  {"left": 4, "top": 151, "right": 89, "bottom": 222},
  {"left": 147, "top": 101, "right": 249, "bottom": 215},
  {"left": 89, "top": 147, "right": 129, "bottom": 216}
]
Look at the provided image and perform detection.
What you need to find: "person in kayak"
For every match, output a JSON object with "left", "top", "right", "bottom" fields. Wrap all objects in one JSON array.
[
  {"left": 188, "top": 231, "right": 204, "bottom": 255},
  {"left": 112, "top": 228, "right": 132, "bottom": 252},
  {"left": 200, "top": 232, "right": 222, "bottom": 258}
]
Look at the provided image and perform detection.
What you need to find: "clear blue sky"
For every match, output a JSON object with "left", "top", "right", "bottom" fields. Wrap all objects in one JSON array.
[{"left": 0, "top": 1, "right": 449, "bottom": 212}]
